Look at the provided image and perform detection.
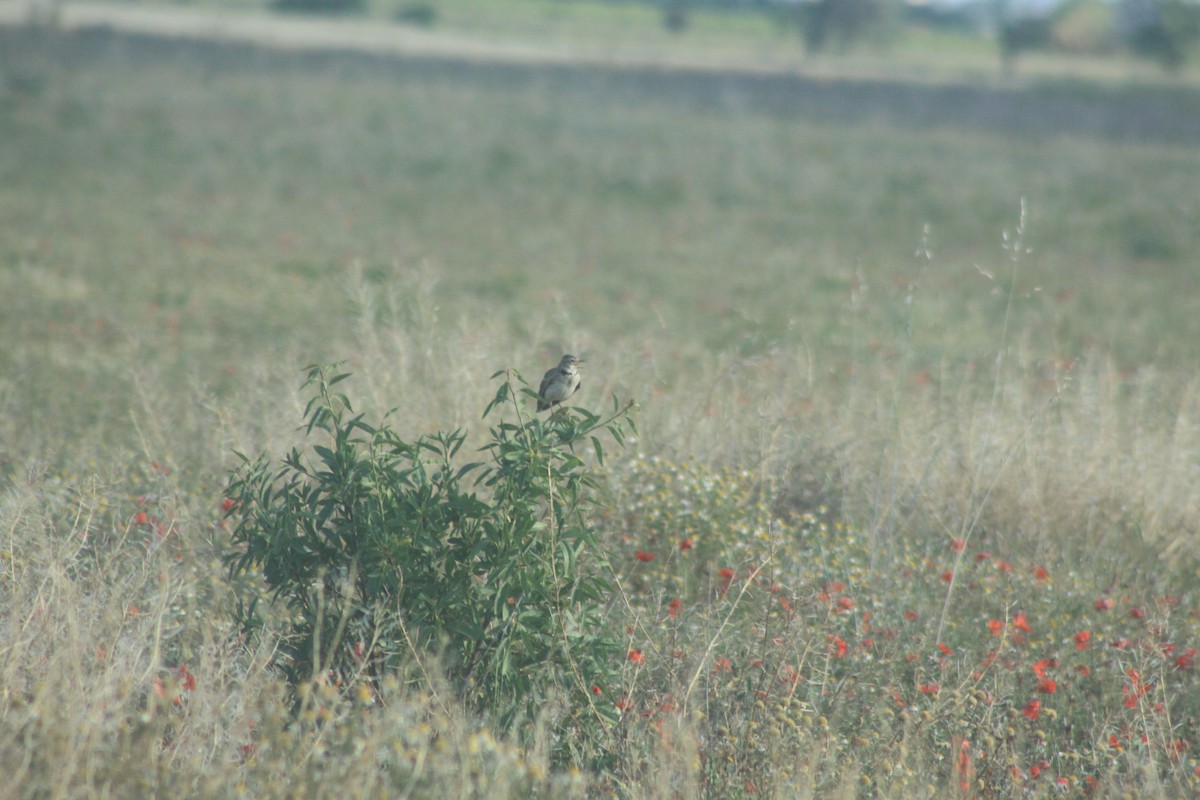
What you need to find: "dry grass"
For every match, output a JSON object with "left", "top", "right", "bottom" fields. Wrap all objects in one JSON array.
[{"left": 3, "top": 21, "right": 1200, "bottom": 798}]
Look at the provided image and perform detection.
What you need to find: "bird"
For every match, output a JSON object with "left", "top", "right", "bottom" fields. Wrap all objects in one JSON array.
[{"left": 537, "top": 354, "right": 583, "bottom": 412}]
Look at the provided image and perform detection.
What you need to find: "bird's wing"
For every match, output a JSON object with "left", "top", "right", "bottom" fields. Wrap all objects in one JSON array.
[{"left": 538, "top": 368, "right": 558, "bottom": 398}]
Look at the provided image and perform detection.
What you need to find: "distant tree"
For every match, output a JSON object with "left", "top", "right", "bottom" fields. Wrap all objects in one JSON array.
[
  {"left": 394, "top": 3, "right": 438, "bottom": 26},
  {"left": 1118, "top": 0, "right": 1200, "bottom": 72},
  {"left": 904, "top": 1, "right": 988, "bottom": 33},
  {"left": 662, "top": 0, "right": 691, "bottom": 33},
  {"left": 775, "top": 0, "right": 893, "bottom": 54},
  {"left": 999, "top": 14, "right": 1055, "bottom": 73},
  {"left": 272, "top": 0, "right": 365, "bottom": 14},
  {"left": 25, "top": 0, "right": 61, "bottom": 28}
]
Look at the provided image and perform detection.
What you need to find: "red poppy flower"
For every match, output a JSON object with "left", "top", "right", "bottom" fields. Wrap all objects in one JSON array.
[
  {"left": 1013, "top": 612, "right": 1032, "bottom": 633},
  {"left": 628, "top": 649, "right": 644, "bottom": 665},
  {"left": 635, "top": 550, "right": 656, "bottom": 562},
  {"left": 717, "top": 568, "right": 736, "bottom": 593},
  {"left": 829, "top": 635, "right": 848, "bottom": 658},
  {"left": 1074, "top": 630, "right": 1091, "bottom": 649},
  {"left": 1022, "top": 698, "right": 1041, "bottom": 720},
  {"left": 954, "top": 738, "right": 972, "bottom": 790}
]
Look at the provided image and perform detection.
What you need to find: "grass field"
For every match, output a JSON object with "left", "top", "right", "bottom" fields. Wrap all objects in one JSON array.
[{"left": 3, "top": 14, "right": 1200, "bottom": 798}]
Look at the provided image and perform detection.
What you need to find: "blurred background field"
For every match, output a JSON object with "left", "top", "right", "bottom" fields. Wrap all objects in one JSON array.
[{"left": 3, "top": 2, "right": 1200, "bottom": 796}]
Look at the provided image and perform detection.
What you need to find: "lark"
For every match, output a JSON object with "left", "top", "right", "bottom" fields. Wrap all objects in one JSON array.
[{"left": 537, "top": 354, "right": 583, "bottom": 412}]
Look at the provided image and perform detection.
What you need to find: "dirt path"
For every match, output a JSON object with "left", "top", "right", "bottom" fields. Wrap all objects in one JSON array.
[
  {"left": 0, "top": 0, "right": 812, "bottom": 75},
  {"left": 3, "top": 0, "right": 1199, "bottom": 145}
]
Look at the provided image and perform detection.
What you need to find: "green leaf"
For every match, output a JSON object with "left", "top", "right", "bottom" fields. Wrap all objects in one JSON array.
[
  {"left": 446, "top": 429, "right": 466, "bottom": 458},
  {"left": 415, "top": 438, "right": 442, "bottom": 456},
  {"left": 608, "top": 425, "right": 625, "bottom": 447},
  {"left": 558, "top": 539, "right": 576, "bottom": 574},
  {"left": 483, "top": 381, "right": 510, "bottom": 418},
  {"left": 452, "top": 461, "right": 481, "bottom": 481}
]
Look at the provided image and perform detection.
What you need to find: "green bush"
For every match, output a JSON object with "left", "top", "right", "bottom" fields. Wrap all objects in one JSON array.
[
  {"left": 271, "top": 0, "right": 366, "bottom": 15},
  {"left": 1000, "top": 16, "right": 1055, "bottom": 72},
  {"left": 1120, "top": 0, "right": 1200, "bottom": 71},
  {"left": 224, "top": 364, "right": 636, "bottom": 748},
  {"left": 394, "top": 3, "right": 438, "bottom": 26},
  {"left": 662, "top": 3, "right": 690, "bottom": 34},
  {"left": 800, "top": 0, "right": 892, "bottom": 54}
]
